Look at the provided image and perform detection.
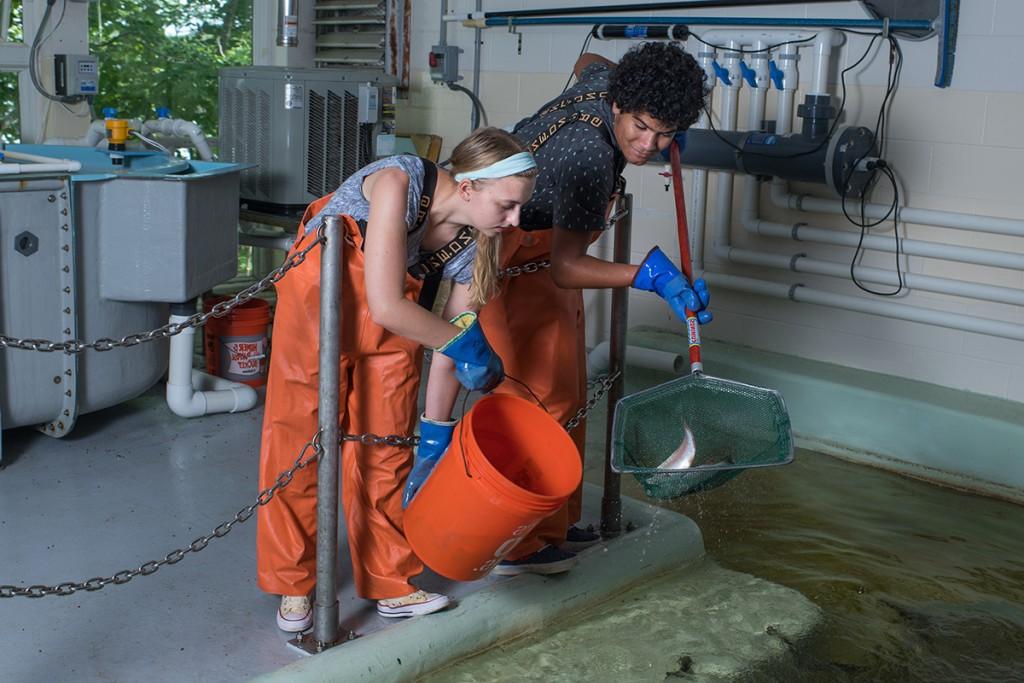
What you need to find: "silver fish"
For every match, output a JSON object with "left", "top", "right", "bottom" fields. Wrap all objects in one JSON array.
[{"left": 658, "top": 423, "right": 696, "bottom": 470}]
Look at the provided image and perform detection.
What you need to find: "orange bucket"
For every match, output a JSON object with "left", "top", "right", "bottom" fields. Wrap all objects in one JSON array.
[
  {"left": 203, "top": 296, "right": 272, "bottom": 387},
  {"left": 404, "top": 393, "right": 582, "bottom": 581}
]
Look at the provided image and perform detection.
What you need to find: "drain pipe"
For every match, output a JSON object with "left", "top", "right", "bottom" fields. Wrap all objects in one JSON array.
[
  {"left": 165, "top": 302, "right": 258, "bottom": 417},
  {"left": 587, "top": 340, "right": 684, "bottom": 377}
]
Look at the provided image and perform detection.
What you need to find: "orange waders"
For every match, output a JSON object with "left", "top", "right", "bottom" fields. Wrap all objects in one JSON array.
[
  {"left": 256, "top": 203, "right": 424, "bottom": 600},
  {"left": 478, "top": 228, "right": 589, "bottom": 560}
]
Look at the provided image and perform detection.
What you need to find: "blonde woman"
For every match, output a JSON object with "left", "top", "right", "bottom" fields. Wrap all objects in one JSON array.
[{"left": 257, "top": 127, "right": 537, "bottom": 631}]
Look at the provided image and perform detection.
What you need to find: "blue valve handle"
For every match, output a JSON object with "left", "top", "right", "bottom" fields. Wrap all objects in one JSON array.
[
  {"left": 711, "top": 60, "right": 732, "bottom": 86},
  {"left": 739, "top": 60, "right": 757, "bottom": 88},
  {"left": 769, "top": 60, "right": 785, "bottom": 90}
]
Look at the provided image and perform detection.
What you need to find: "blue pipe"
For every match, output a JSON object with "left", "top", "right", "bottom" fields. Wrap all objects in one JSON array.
[{"left": 483, "top": 16, "right": 933, "bottom": 31}]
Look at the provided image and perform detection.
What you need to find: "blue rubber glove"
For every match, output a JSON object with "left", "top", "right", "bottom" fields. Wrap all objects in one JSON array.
[
  {"left": 402, "top": 413, "right": 456, "bottom": 508},
  {"left": 632, "top": 247, "right": 712, "bottom": 325},
  {"left": 437, "top": 312, "right": 504, "bottom": 392}
]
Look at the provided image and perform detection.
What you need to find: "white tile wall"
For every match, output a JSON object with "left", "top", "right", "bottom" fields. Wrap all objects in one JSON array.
[{"left": 397, "top": 0, "right": 1024, "bottom": 403}]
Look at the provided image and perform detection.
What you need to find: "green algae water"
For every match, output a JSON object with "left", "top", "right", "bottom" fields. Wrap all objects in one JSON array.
[{"left": 423, "top": 448, "right": 1024, "bottom": 682}]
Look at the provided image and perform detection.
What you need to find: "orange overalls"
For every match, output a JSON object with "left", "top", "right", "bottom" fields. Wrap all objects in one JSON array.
[{"left": 256, "top": 200, "right": 424, "bottom": 600}]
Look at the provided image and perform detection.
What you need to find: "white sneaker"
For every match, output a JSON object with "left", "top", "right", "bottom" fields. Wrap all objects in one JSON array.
[
  {"left": 276, "top": 595, "right": 312, "bottom": 632},
  {"left": 376, "top": 590, "right": 451, "bottom": 618}
]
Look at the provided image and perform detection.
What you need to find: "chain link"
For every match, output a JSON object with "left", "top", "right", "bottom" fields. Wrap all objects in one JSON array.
[
  {"left": 0, "top": 231, "right": 326, "bottom": 355},
  {"left": 0, "top": 431, "right": 324, "bottom": 599},
  {"left": 565, "top": 370, "right": 621, "bottom": 433},
  {"left": 1, "top": 373, "right": 620, "bottom": 598},
  {"left": 499, "top": 258, "right": 550, "bottom": 279},
  {"left": 341, "top": 432, "right": 419, "bottom": 447}
]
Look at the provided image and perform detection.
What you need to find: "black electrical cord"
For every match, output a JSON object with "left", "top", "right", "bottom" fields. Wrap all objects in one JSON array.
[
  {"left": 843, "top": 35, "right": 906, "bottom": 296},
  {"left": 687, "top": 31, "right": 819, "bottom": 54},
  {"left": 29, "top": 0, "right": 87, "bottom": 105},
  {"left": 561, "top": 30, "right": 594, "bottom": 94}
]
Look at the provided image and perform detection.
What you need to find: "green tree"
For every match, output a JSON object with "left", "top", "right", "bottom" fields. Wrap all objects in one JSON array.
[
  {"left": 90, "top": 0, "right": 252, "bottom": 137},
  {"left": 0, "top": 1, "right": 23, "bottom": 142},
  {"left": 0, "top": 0, "right": 250, "bottom": 143}
]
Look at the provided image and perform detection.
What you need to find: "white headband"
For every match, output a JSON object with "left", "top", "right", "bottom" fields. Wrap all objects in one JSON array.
[{"left": 453, "top": 152, "right": 537, "bottom": 183}]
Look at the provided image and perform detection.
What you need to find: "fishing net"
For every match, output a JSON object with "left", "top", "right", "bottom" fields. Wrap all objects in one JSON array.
[{"left": 610, "top": 372, "right": 793, "bottom": 500}]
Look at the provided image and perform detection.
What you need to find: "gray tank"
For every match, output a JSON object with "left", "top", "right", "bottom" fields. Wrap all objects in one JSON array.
[{"left": 0, "top": 146, "right": 246, "bottom": 451}]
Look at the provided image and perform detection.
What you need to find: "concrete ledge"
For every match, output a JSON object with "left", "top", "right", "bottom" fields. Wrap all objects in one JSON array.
[
  {"left": 252, "top": 489, "right": 705, "bottom": 683},
  {"left": 629, "top": 327, "right": 1024, "bottom": 504}
]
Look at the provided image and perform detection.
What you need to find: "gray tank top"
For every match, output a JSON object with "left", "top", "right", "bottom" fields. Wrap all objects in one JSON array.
[{"left": 303, "top": 155, "right": 475, "bottom": 284}]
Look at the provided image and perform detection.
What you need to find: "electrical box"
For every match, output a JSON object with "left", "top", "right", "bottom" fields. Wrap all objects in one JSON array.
[
  {"left": 357, "top": 83, "right": 379, "bottom": 124},
  {"left": 54, "top": 54, "right": 99, "bottom": 96},
  {"left": 429, "top": 44, "right": 462, "bottom": 84},
  {"left": 218, "top": 66, "right": 397, "bottom": 212}
]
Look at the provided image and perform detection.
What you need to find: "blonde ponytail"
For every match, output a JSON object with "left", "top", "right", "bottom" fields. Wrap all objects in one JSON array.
[{"left": 469, "top": 232, "right": 501, "bottom": 308}]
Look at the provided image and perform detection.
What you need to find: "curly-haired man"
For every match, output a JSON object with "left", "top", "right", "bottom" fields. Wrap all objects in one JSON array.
[{"left": 473, "top": 42, "right": 713, "bottom": 575}]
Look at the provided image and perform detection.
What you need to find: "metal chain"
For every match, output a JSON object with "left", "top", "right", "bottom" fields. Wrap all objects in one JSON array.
[
  {"left": 0, "top": 230, "right": 326, "bottom": 355},
  {"left": 1, "top": 373, "right": 620, "bottom": 598},
  {"left": 0, "top": 431, "right": 324, "bottom": 599},
  {"left": 341, "top": 432, "right": 419, "bottom": 447},
  {"left": 565, "top": 370, "right": 621, "bottom": 433},
  {"left": 496, "top": 209, "right": 628, "bottom": 281},
  {"left": 499, "top": 258, "right": 550, "bottom": 279}
]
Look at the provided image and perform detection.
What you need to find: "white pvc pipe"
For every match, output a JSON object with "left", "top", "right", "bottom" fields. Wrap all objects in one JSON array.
[
  {"left": 44, "top": 119, "right": 129, "bottom": 147},
  {"left": 747, "top": 217, "right": 1024, "bottom": 271},
  {"left": 710, "top": 42, "right": 741, "bottom": 265},
  {"left": 0, "top": 161, "right": 81, "bottom": 174},
  {"left": 810, "top": 29, "right": 841, "bottom": 95},
  {"left": 165, "top": 314, "right": 258, "bottom": 418},
  {"left": 771, "top": 181, "right": 1024, "bottom": 239},
  {"left": 703, "top": 272, "right": 1024, "bottom": 342},
  {"left": 688, "top": 47, "right": 718, "bottom": 271},
  {"left": 586, "top": 341, "right": 685, "bottom": 379},
  {"left": 723, "top": 246, "right": 1024, "bottom": 307},
  {"left": 143, "top": 119, "right": 214, "bottom": 160},
  {"left": 1, "top": 148, "right": 71, "bottom": 164}
]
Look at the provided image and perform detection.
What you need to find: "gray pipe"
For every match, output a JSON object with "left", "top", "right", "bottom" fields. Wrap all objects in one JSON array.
[
  {"left": 314, "top": 216, "right": 343, "bottom": 647},
  {"left": 277, "top": 0, "right": 298, "bottom": 47},
  {"left": 471, "top": 0, "right": 482, "bottom": 129},
  {"left": 601, "top": 192, "right": 631, "bottom": 538}
]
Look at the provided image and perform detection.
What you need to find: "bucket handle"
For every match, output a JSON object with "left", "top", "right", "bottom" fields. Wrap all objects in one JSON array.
[
  {"left": 502, "top": 375, "right": 549, "bottom": 414},
  {"left": 452, "top": 376, "right": 547, "bottom": 480}
]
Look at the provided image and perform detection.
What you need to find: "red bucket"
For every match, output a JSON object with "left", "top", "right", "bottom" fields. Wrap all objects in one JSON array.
[{"left": 203, "top": 296, "right": 272, "bottom": 387}]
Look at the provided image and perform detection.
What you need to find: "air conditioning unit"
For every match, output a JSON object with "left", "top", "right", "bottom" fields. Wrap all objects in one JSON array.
[{"left": 218, "top": 66, "right": 396, "bottom": 213}]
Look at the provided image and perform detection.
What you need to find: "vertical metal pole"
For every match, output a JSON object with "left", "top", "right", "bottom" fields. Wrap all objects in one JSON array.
[
  {"left": 314, "top": 216, "right": 343, "bottom": 647},
  {"left": 601, "top": 192, "right": 631, "bottom": 538}
]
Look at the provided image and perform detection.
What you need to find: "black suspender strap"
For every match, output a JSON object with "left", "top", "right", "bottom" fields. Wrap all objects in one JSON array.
[
  {"left": 408, "top": 226, "right": 475, "bottom": 280},
  {"left": 526, "top": 90, "right": 610, "bottom": 152}
]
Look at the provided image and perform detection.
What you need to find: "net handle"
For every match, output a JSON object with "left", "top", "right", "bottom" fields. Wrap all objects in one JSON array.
[{"left": 670, "top": 140, "right": 702, "bottom": 372}]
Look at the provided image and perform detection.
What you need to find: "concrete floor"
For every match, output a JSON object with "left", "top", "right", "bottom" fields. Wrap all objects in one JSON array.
[{"left": 0, "top": 386, "right": 516, "bottom": 682}]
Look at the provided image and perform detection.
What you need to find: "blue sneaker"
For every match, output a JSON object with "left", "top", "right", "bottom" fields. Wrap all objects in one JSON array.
[
  {"left": 561, "top": 524, "right": 601, "bottom": 552},
  {"left": 491, "top": 545, "right": 577, "bottom": 576}
]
